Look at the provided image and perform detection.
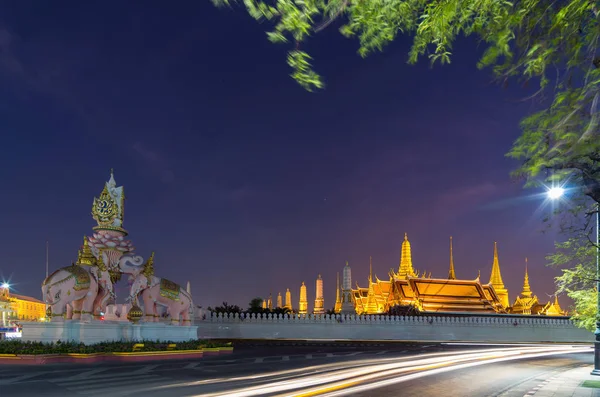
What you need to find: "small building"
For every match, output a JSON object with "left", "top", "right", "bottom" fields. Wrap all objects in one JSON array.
[{"left": 0, "top": 286, "right": 46, "bottom": 322}]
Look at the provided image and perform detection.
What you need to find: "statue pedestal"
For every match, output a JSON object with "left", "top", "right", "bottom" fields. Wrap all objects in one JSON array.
[{"left": 20, "top": 321, "right": 198, "bottom": 344}]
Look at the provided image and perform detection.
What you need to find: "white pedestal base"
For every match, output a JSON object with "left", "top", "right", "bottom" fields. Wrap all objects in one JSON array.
[{"left": 21, "top": 321, "right": 198, "bottom": 344}]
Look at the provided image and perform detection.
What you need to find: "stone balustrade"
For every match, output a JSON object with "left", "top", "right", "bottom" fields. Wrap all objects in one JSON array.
[{"left": 196, "top": 313, "right": 592, "bottom": 343}]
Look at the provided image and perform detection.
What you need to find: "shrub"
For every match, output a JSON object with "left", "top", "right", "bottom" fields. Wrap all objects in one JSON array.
[{"left": 0, "top": 339, "right": 231, "bottom": 355}]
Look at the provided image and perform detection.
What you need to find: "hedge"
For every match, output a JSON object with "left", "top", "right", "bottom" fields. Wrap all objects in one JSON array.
[{"left": 0, "top": 340, "right": 230, "bottom": 355}]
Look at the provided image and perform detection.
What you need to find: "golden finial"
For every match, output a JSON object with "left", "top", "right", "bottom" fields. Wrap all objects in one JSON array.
[
  {"left": 77, "top": 236, "right": 97, "bottom": 266},
  {"left": 369, "top": 256, "right": 373, "bottom": 282},
  {"left": 521, "top": 257, "right": 532, "bottom": 298},
  {"left": 141, "top": 252, "right": 155, "bottom": 278},
  {"left": 489, "top": 241, "right": 505, "bottom": 286},
  {"left": 448, "top": 236, "right": 456, "bottom": 280},
  {"left": 399, "top": 232, "right": 415, "bottom": 278}
]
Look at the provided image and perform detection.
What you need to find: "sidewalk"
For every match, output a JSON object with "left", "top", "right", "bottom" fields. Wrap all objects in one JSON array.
[{"left": 524, "top": 365, "right": 600, "bottom": 397}]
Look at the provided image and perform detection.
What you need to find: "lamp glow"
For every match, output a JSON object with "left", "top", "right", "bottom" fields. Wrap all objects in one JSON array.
[
  {"left": 547, "top": 187, "right": 565, "bottom": 200},
  {"left": 1, "top": 283, "right": 9, "bottom": 289}
]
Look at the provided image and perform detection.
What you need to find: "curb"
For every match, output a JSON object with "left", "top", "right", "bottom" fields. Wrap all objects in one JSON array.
[{"left": 0, "top": 347, "right": 232, "bottom": 365}]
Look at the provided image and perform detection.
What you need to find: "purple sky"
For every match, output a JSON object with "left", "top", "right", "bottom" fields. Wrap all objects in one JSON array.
[{"left": 0, "top": 2, "right": 565, "bottom": 311}]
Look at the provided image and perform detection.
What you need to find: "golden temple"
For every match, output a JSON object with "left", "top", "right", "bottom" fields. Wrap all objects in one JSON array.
[
  {"left": 263, "top": 234, "right": 567, "bottom": 317},
  {"left": 343, "top": 234, "right": 565, "bottom": 316}
]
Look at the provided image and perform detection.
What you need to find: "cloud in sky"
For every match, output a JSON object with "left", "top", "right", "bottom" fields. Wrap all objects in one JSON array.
[
  {"left": 432, "top": 182, "right": 505, "bottom": 222},
  {"left": 132, "top": 142, "right": 175, "bottom": 184}
]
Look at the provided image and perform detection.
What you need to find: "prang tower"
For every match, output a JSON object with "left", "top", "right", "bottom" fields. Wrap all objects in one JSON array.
[
  {"left": 340, "top": 261, "right": 355, "bottom": 314},
  {"left": 313, "top": 274, "right": 324, "bottom": 314},
  {"left": 298, "top": 282, "right": 308, "bottom": 315}
]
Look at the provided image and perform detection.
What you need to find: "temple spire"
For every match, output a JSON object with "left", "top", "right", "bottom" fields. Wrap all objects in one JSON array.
[
  {"left": 489, "top": 242, "right": 509, "bottom": 307},
  {"left": 398, "top": 233, "right": 415, "bottom": 279},
  {"left": 369, "top": 256, "right": 373, "bottom": 282},
  {"left": 334, "top": 272, "right": 342, "bottom": 313},
  {"left": 521, "top": 258, "right": 532, "bottom": 298},
  {"left": 299, "top": 282, "right": 307, "bottom": 315},
  {"left": 490, "top": 242, "right": 504, "bottom": 285},
  {"left": 448, "top": 236, "right": 456, "bottom": 280}
]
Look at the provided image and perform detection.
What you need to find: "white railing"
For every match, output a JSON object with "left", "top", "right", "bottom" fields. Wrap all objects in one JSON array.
[{"left": 201, "top": 312, "right": 575, "bottom": 327}]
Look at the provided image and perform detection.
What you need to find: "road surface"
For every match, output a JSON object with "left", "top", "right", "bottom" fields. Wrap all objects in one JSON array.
[{"left": 0, "top": 343, "right": 592, "bottom": 396}]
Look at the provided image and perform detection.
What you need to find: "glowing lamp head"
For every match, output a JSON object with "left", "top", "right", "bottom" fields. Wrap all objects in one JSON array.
[
  {"left": 547, "top": 187, "right": 565, "bottom": 200},
  {"left": 1, "top": 283, "right": 9, "bottom": 289}
]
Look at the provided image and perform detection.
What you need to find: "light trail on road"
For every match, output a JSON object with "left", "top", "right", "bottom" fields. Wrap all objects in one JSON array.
[
  {"left": 138, "top": 344, "right": 591, "bottom": 397},
  {"left": 289, "top": 347, "right": 592, "bottom": 397}
]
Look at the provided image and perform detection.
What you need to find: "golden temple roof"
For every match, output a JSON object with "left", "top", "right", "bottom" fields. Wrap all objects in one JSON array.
[
  {"left": 542, "top": 295, "right": 566, "bottom": 316},
  {"left": 407, "top": 277, "right": 504, "bottom": 313}
]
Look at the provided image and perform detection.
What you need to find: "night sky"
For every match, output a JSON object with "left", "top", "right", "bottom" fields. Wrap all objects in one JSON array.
[{"left": 0, "top": 1, "right": 565, "bottom": 311}]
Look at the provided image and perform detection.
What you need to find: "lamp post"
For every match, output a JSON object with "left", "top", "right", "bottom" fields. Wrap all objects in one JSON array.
[
  {"left": 547, "top": 187, "right": 600, "bottom": 375},
  {"left": 593, "top": 201, "right": 600, "bottom": 376}
]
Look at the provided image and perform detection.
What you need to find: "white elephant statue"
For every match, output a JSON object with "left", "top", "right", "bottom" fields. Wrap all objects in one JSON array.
[
  {"left": 42, "top": 265, "right": 99, "bottom": 322},
  {"left": 127, "top": 274, "right": 193, "bottom": 326}
]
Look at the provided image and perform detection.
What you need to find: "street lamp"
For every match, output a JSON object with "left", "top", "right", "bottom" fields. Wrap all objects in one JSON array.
[
  {"left": 547, "top": 187, "right": 565, "bottom": 200},
  {"left": 547, "top": 187, "right": 600, "bottom": 375},
  {"left": 0, "top": 283, "right": 8, "bottom": 290}
]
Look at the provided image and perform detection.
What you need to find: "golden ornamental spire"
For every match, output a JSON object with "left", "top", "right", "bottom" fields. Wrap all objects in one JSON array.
[
  {"left": 489, "top": 242, "right": 509, "bottom": 307},
  {"left": 76, "top": 236, "right": 97, "bottom": 266},
  {"left": 554, "top": 295, "right": 561, "bottom": 307},
  {"left": 448, "top": 236, "right": 456, "bottom": 280},
  {"left": 334, "top": 272, "right": 342, "bottom": 313},
  {"left": 141, "top": 252, "right": 155, "bottom": 279},
  {"left": 369, "top": 256, "right": 373, "bottom": 282},
  {"left": 489, "top": 242, "right": 505, "bottom": 285},
  {"left": 398, "top": 233, "right": 415, "bottom": 279},
  {"left": 521, "top": 257, "right": 532, "bottom": 298}
]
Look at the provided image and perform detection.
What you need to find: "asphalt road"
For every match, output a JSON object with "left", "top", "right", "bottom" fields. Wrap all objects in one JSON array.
[{"left": 0, "top": 343, "right": 592, "bottom": 396}]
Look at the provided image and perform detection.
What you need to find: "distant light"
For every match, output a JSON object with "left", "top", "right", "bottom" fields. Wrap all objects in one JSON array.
[
  {"left": 1, "top": 283, "right": 9, "bottom": 289},
  {"left": 547, "top": 187, "right": 565, "bottom": 200}
]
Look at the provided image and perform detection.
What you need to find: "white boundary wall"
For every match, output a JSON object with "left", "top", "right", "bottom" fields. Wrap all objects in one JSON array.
[
  {"left": 21, "top": 321, "right": 198, "bottom": 344},
  {"left": 197, "top": 313, "right": 592, "bottom": 343}
]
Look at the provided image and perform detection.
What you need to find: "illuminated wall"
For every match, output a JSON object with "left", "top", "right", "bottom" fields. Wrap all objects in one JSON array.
[{"left": 0, "top": 288, "right": 46, "bottom": 321}]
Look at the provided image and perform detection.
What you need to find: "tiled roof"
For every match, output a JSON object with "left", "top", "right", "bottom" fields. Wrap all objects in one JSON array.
[{"left": 10, "top": 293, "right": 45, "bottom": 304}]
